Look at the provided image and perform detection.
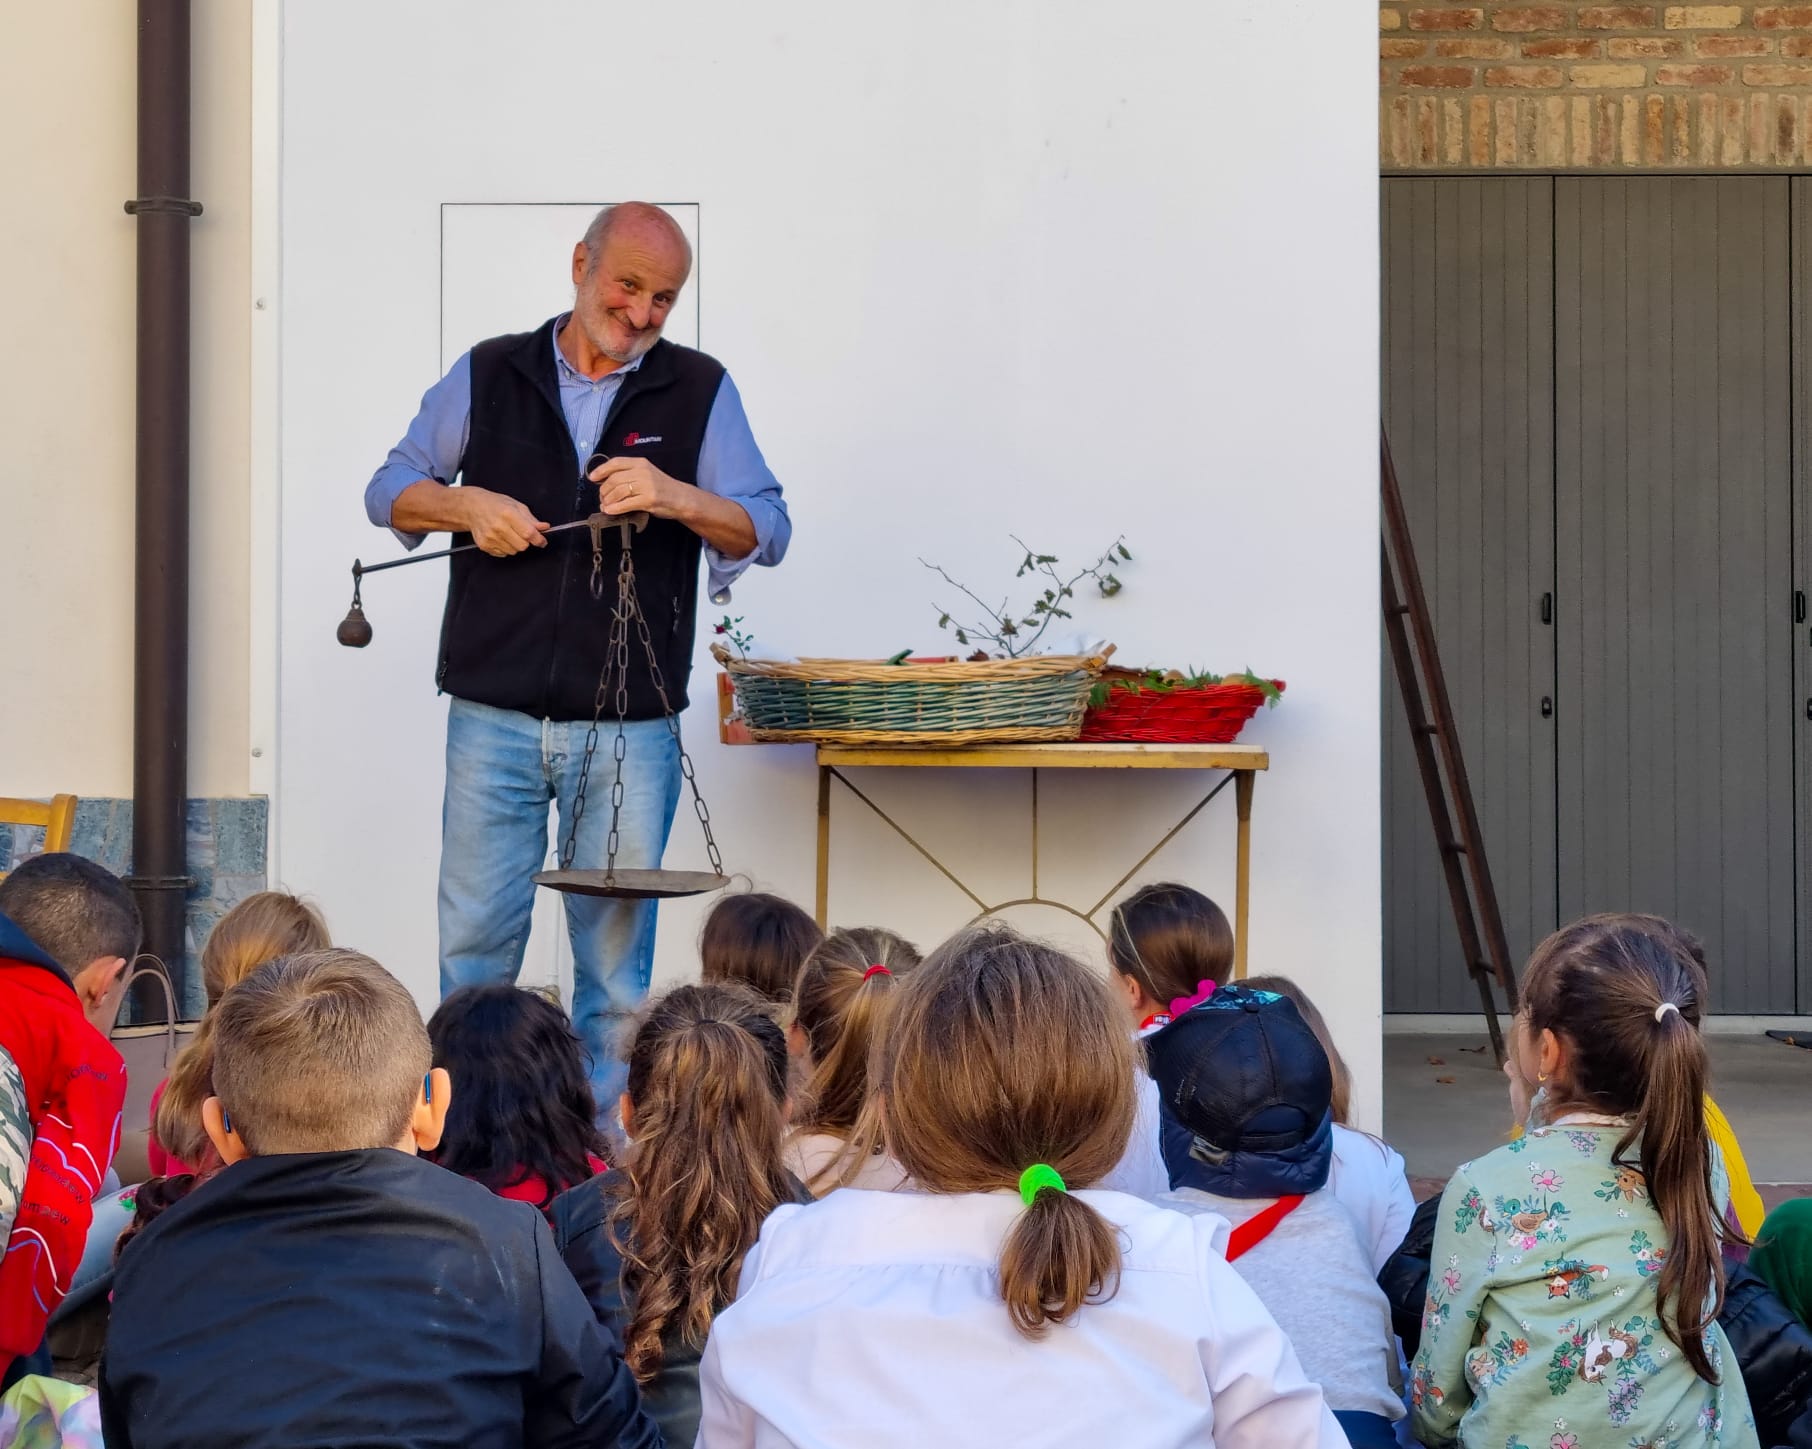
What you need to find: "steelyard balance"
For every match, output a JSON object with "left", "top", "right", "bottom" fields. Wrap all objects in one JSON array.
[{"left": 338, "top": 478, "right": 729, "bottom": 902}]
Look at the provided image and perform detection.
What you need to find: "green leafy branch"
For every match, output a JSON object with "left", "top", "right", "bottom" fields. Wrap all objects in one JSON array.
[
  {"left": 713, "top": 614, "right": 755, "bottom": 659},
  {"left": 921, "top": 536, "right": 1131, "bottom": 659}
]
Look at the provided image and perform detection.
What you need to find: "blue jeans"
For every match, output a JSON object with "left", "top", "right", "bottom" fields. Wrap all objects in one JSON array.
[{"left": 440, "top": 697, "right": 682, "bottom": 1110}]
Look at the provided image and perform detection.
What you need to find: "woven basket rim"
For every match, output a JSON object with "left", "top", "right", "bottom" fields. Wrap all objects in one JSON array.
[{"left": 711, "top": 644, "right": 1107, "bottom": 683}]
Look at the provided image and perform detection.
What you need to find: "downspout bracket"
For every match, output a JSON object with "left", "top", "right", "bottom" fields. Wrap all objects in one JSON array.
[{"left": 124, "top": 196, "right": 203, "bottom": 216}]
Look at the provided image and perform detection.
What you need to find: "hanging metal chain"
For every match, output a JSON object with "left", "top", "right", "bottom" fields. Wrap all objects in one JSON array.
[
  {"left": 562, "top": 546, "right": 632, "bottom": 874},
  {"left": 559, "top": 516, "right": 725, "bottom": 880},
  {"left": 626, "top": 568, "right": 725, "bottom": 879}
]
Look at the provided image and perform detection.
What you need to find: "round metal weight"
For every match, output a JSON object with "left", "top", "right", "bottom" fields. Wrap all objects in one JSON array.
[{"left": 532, "top": 868, "right": 730, "bottom": 900}]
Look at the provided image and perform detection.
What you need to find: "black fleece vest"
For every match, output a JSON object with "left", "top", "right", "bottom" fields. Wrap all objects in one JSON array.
[{"left": 437, "top": 321, "right": 725, "bottom": 722}]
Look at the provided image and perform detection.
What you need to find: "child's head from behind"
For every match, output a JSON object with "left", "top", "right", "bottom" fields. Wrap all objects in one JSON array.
[
  {"left": 789, "top": 926, "right": 922, "bottom": 1139},
  {"left": 426, "top": 984, "right": 604, "bottom": 1204},
  {"left": 877, "top": 924, "right": 1134, "bottom": 1337},
  {"left": 202, "top": 891, "right": 329, "bottom": 1007},
  {"left": 1107, "top": 881, "right": 1233, "bottom": 1022},
  {"left": 1241, "top": 974, "right": 1352, "bottom": 1126},
  {"left": 616, "top": 983, "right": 794, "bottom": 1380},
  {"left": 0, "top": 851, "right": 143, "bottom": 1032},
  {"left": 699, "top": 891, "right": 824, "bottom": 1004},
  {"left": 1518, "top": 914, "right": 1728, "bottom": 1382},
  {"left": 157, "top": 892, "right": 332, "bottom": 1167},
  {"left": 1144, "top": 983, "right": 1334, "bottom": 1199},
  {"left": 204, "top": 949, "right": 444, "bottom": 1159}
]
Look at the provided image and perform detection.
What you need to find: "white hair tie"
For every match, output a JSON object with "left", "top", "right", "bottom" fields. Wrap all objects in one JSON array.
[{"left": 1654, "top": 1002, "right": 1681, "bottom": 1023}]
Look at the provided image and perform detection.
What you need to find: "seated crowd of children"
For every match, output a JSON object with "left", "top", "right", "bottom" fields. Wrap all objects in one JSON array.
[{"left": 2, "top": 854, "right": 1810, "bottom": 1447}]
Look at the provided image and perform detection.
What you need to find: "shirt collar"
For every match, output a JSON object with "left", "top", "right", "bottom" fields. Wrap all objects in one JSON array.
[{"left": 551, "top": 312, "right": 647, "bottom": 385}]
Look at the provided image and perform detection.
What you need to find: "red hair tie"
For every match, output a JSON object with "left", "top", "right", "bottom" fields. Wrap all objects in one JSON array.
[{"left": 862, "top": 964, "right": 891, "bottom": 981}]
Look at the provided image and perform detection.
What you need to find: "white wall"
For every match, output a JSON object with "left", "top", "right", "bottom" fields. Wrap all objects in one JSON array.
[
  {"left": 274, "top": 0, "right": 1383, "bottom": 1119},
  {"left": 1, "top": 0, "right": 252, "bottom": 800}
]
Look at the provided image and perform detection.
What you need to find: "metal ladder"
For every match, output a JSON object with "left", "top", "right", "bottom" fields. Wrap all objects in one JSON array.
[{"left": 1381, "top": 429, "right": 1518, "bottom": 1061}]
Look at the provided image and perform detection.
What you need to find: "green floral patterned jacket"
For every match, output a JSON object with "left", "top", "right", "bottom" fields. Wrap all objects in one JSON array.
[{"left": 1409, "top": 1122, "right": 1757, "bottom": 1449}]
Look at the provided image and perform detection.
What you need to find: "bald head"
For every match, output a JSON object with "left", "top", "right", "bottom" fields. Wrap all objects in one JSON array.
[{"left": 581, "top": 202, "right": 692, "bottom": 279}]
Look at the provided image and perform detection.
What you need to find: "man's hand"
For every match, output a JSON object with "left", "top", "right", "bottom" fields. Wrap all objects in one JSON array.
[
  {"left": 590, "top": 456, "right": 690, "bottom": 520},
  {"left": 460, "top": 487, "right": 551, "bottom": 556}
]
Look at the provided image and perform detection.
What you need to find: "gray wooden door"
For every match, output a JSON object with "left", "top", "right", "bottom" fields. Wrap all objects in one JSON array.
[
  {"left": 1382, "top": 178, "right": 1558, "bottom": 1013},
  {"left": 1554, "top": 177, "right": 1795, "bottom": 1014}
]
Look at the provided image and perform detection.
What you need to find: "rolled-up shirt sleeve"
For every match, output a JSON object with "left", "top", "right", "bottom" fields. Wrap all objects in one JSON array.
[
  {"left": 364, "top": 351, "right": 474, "bottom": 550},
  {"left": 697, "top": 371, "right": 791, "bottom": 602}
]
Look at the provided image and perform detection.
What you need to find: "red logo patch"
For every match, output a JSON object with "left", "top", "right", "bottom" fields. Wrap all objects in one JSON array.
[{"left": 623, "top": 432, "right": 639, "bottom": 446}]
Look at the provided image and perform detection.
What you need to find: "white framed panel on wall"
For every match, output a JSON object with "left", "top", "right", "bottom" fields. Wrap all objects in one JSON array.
[{"left": 439, "top": 203, "right": 700, "bottom": 371}]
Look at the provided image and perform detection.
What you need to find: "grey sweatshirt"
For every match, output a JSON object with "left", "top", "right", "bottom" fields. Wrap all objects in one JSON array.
[{"left": 1160, "top": 1185, "right": 1406, "bottom": 1423}]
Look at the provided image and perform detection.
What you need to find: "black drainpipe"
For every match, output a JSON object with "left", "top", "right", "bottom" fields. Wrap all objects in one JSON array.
[{"left": 126, "top": 0, "right": 200, "bottom": 995}]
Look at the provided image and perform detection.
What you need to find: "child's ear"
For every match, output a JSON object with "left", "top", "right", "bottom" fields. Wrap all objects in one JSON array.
[
  {"left": 410, "top": 1068, "right": 452, "bottom": 1153},
  {"left": 785, "top": 1021, "right": 808, "bottom": 1059},
  {"left": 618, "top": 1092, "right": 636, "bottom": 1142},
  {"left": 202, "top": 1096, "right": 249, "bottom": 1165}
]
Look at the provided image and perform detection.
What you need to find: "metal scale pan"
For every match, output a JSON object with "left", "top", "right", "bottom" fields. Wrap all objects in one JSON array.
[
  {"left": 532, "top": 868, "right": 729, "bottom": 900},
  {"left": 340, "top": 491, "right": 731, "bottom": 904}
]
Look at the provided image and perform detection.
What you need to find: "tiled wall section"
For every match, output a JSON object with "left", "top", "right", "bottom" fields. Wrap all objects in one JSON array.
[
  {"left": 1382, "top": 4, "right": 1812, "bottom": 167},
  {"left": 0, "top": 797, "right": 268, "bottom": 1019}
]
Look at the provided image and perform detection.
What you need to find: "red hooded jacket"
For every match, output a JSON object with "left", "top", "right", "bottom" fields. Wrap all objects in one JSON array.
[{"left": 0, "top": 911, "right": 125, "bottom": 1361}]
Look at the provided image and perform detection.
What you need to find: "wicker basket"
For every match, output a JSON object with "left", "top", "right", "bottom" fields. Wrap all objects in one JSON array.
[
  {"left": 712, "top": 646, "right": 1106, "bottom": 745},
  {"left": 1079, "top": 678, "right": 1286, "bottom": 744}
]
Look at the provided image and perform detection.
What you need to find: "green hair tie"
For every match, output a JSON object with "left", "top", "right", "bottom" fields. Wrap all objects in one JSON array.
[{"left": 1018, "top": 1163, "right": 1066, "bottom": 1206}]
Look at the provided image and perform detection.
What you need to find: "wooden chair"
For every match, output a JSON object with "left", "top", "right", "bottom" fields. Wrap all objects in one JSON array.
[{"left": 0, "top": 794, "right": 79, "bottom": 880}]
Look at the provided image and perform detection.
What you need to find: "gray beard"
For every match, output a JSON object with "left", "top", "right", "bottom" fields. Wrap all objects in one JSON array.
[{"left": 600, "top": 326, "right": 662, "bottom": 365}]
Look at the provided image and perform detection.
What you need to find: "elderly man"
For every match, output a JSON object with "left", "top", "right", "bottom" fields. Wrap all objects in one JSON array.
[{"left": 366, "top": 202, "right": 789, "bottom": 1105}]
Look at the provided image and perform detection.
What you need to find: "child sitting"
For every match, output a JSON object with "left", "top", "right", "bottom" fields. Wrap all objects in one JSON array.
[
  {"left": 1147, "top": 982, "right": 1406, "bottom": 1449},
  {"left": 551, "top": 982, "right": 807, "bottom": 1445},
  {"left": 149, "top": 890, "right": 330, "bottom": 1176},
  {"left": 697, "top": 924, "right": 1344, "bottom": 1448},
  {"left": 100, "top": 949, "right": 658, "bottom": 1449},
  {"left": 1243, "top": 973, "right": 1416, "bottom": 1270},
  {"left": 0, "top": 854, "right": 136, "bottom": 1384},
  {"left": 699, "top": 890, "right": 823, "bottom": 1006},
  {"left": 783, "top": 926, "right": 920, "bottom": 1194},
  {"left": 1103, "top": 881, "right": 1237, "bottom": 1199},
  {"left": 425, "top": 984, "right": 607, "bottom": 1215},
  {"left": 1411, "top": 915, "right": 1754, "bottom": 1447}
]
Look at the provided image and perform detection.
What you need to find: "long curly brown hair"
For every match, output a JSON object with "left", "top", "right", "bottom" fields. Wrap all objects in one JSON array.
[{"left": 610, "top": 983, "right": 793, "bottom": 1381}]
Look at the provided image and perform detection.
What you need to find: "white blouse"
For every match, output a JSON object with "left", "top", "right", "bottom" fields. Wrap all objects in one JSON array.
[
  {"left": 695, "top": 1187, "right": 1345, "bottom": 1448},
  {"left": 1327, "top": 1123, "right": 1417, "bottom": 1273},
  {"left": 781, "top": 1129, "right": 911, "bottom": 1195}
]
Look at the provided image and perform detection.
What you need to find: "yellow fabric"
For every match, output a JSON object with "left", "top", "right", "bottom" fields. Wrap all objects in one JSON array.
[
  {"left": 1508, "top": 1094, "right": 1763, "bottom": 1238},
  {"left": 1704, "top": 1094, "right": 1765, "bottom": 1238}
]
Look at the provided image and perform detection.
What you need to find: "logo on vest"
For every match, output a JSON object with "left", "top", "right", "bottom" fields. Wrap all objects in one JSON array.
[{"left": 623, "top": 432, "right": 664, "bottom": 447}]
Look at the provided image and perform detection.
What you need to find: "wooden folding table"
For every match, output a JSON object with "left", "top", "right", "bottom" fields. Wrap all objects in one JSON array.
[{"left": 812, "top": 742, "right": 1269, "bottom": 974}]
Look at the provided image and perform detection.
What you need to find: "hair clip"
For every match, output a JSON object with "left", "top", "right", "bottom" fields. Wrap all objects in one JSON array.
[
  {"left": 861, "top": 964, "right": 891, "bottom": 981},
  {"left": 1654, "top": 1001, "right": 1681, "bottom": 1023},
  {"left": 222, "top": 1109, "right": 232, "bottom": 1135},
  {"left": 1019, "top": 1163, "right": 1066, "bottom": 1205},
  {"left": 423, "top": 1072, "right": 433, "bottom": 1104}
]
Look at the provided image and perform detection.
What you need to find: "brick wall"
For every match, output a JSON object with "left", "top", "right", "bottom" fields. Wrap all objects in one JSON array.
[{"left": 1381, "top": 4, "right": 1812, "bottom": 167}]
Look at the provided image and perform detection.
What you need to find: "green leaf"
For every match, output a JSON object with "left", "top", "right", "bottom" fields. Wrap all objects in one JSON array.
[
  {"left": 938, "top": 613, "right": 950, "bottom": 629},
  {"left": 955, "top": 628, "right": 968, "bottom": 645},
  {"left": 1036, "top": 554, "right": 1057, "bottom": 565},
  {"left": 1117, "top": 543, "right": 1132, "bottom": 561}
]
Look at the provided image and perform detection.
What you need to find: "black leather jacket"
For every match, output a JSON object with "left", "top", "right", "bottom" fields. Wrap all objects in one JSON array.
[
  {"left": 101, "top": 1150, "right": 661, "bottom": 1449},
  {"left": 1381, "top": 1196, "right": 1812, "bottom": 1448},
  {"left": 550, "top": 1169, "right": 811, "bottom": 1448}
]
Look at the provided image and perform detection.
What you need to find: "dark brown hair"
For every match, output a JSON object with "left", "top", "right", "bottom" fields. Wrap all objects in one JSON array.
[
  {"left": 1521, "top": 914, "right": 1735, "bottom": 1382},
  {"left": 699, "top": 891, "right": 824, "bottom": 1004},
  {"left": 426, "top": 985, "right": 606, "bottom": 1208},
  {"left": 877, "top": 924, "right": 1134, "bottom": 1339},
  {"left": 1107, "top": 881, "right": 1234, "bottom": 1008},
  {"left": 1243, "top": 974, "right": 1354, "bottom": 1126},
  {"left": 788, "top": 927, "right": 922, "bottom": 1190},
  {"left": 611, "top": 983, "right": 794, "bottom": 1382}
]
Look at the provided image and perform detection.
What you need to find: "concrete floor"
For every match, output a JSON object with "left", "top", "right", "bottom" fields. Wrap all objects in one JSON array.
[{"left": 1383, "top": 1031, "right": 1812, "bottom": 1205}]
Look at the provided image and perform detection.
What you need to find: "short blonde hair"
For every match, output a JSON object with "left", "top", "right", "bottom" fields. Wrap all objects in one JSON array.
[
  {"left": 156, "top": 892, "right": 332, "bottom": 1165},
  {"left": 211, "top": 949, "right": 429, "bottom": 1155}
]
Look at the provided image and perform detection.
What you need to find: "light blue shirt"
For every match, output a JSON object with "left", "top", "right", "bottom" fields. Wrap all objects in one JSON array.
[{"left": 364, "top": 315, "right": 790, "bottom": 602}]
